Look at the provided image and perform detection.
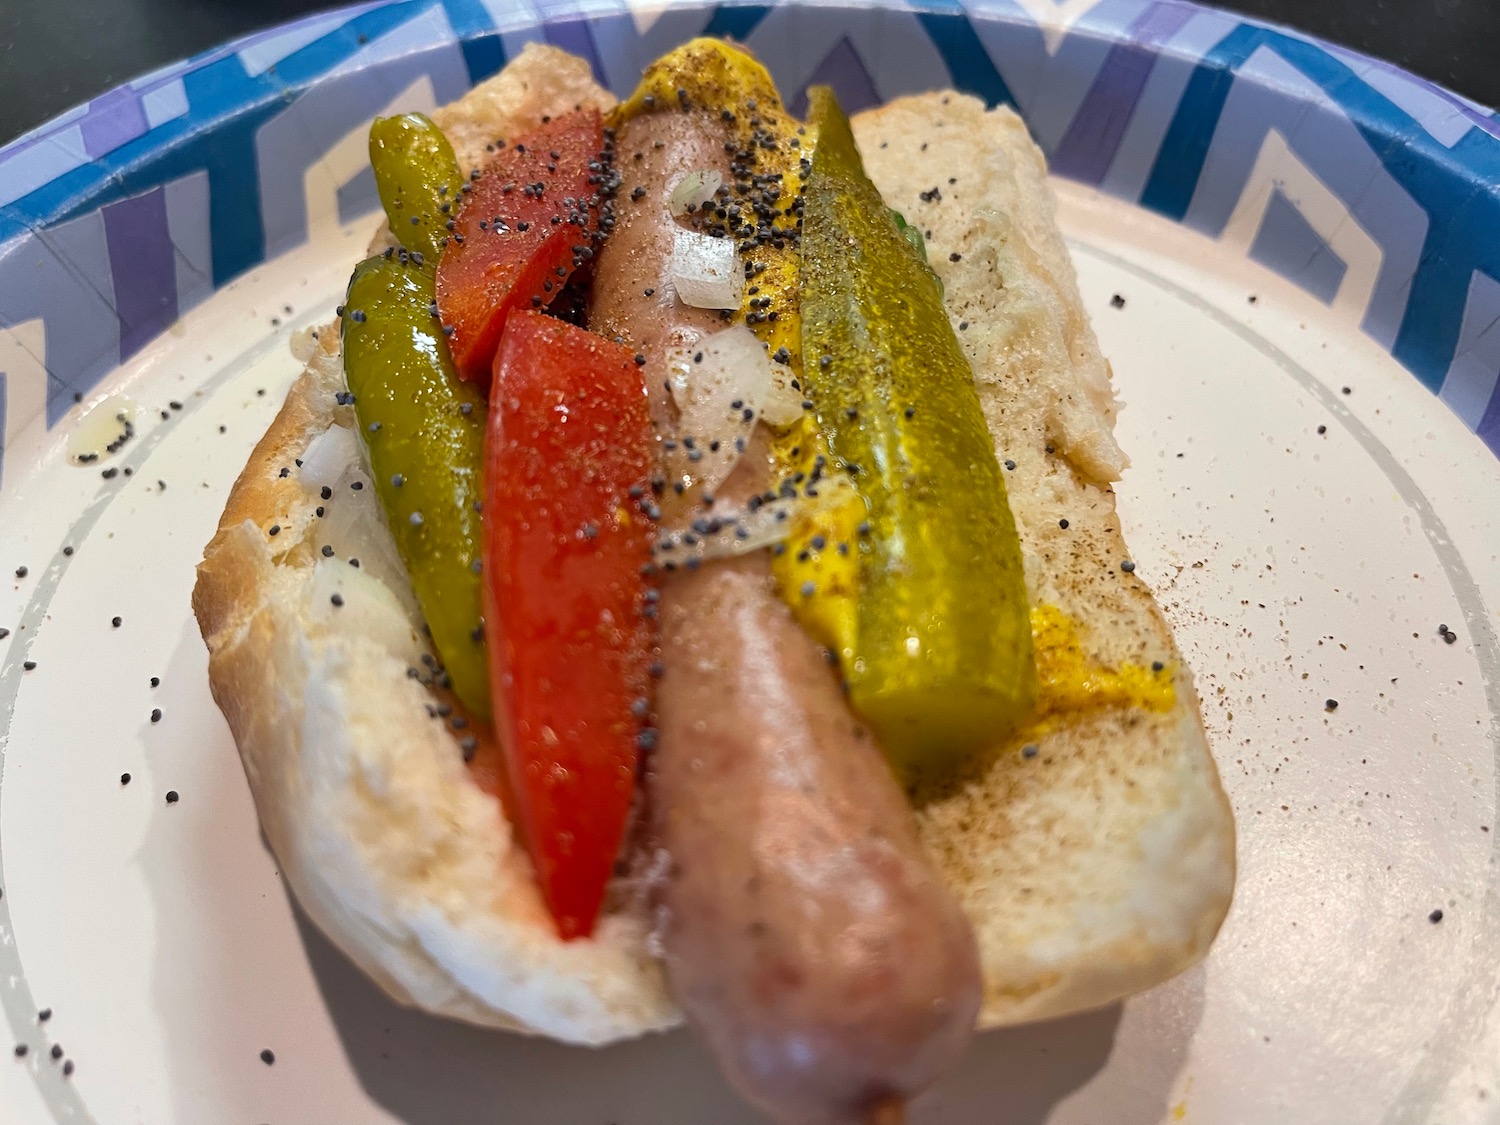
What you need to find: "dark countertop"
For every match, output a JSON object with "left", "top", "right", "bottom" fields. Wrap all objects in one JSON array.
[{"left": 2, "top": 0, "right": 1498, "bottom": 146}]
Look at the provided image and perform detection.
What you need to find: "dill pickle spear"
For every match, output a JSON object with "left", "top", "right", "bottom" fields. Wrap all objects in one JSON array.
[
  {"left": 341, "top": 254, "right": 490, "bottom": 718},
  {"left": 369, "top": 113, "right": 463, "bottom": 263},
  {"left": 800, "top": 87, "right": 1035, "bottom": 778}
]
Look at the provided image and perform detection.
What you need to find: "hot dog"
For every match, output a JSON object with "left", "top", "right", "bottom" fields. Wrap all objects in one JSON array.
[
  {"left": 591, "top": 105, "right": 981, "bottom": 1122},
  {"left": 651, "top": 556, "right": 981, "bottom": 1124},
  {"left": 193, "top": 37, "right": 1235, "bottom": 1124}
]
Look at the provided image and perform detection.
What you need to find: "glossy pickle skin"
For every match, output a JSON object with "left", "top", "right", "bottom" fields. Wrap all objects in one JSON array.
[
  {"left": 341, "top": 255, "right": 492, "bottom": 719},
  {"left": 368, "top": 114, "right": 464, "bottom": 264},
  {"left": 800, "top": 88, "right": 1037, "bottom": 779}
]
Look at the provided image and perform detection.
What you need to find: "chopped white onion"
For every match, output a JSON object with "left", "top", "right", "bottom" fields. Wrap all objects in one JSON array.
[
  {"left": 671, "top": 228, "right": 742, "bottom": 309},
  {"left": 298, "top": 421, "right": 419, "bottom": 620},
  {"left": 289, "top": 325, "right": 320, "bottom": 364},
  {"left": 313, "top": 463, "right": 414, "bottom": 615},
  {"left": 655, "top": 474, "right": 857, "bottom": 565},
  {"left": 664, "top": 325, "right": 770, "bottom": 498},
  {"left": 762, "top": 357, "right": 804, "bottom": 430},
  {"left": 668, "top": 169, "right": 723, "bottom": 218},
  {"left": 298, "top": 422, "right": 361, "bottom": 494},
  {"left": 308, "top": 559, "right": 424, "bottom": 666}
]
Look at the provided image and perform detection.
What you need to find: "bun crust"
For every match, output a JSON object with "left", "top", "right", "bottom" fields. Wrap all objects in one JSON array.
[{"left": 194, "top": 51, "right": 1233, "bottom": 1044}]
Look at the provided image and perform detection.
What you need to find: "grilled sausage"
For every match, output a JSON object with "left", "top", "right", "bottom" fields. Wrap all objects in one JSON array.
[{"left": 590, "top": 108, "right": 981, "bottom": 1125}]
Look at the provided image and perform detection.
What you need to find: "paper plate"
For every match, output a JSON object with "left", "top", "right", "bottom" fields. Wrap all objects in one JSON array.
[{"left": 2, "top": 2, "right": 1498, "bottom": 1122}]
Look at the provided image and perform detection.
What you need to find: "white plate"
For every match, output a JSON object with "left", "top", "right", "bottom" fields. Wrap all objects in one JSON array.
[{"left": 2, "top": 180, "right": 1497, "bottom": 1124}]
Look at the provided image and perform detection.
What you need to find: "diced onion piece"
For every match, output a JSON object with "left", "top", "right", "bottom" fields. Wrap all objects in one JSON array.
[
  {"left": 298, "top": 422, "right": 361, "bottom": 494},
  {"left": 665, "top": 324, "right": 770, "bottom": 498},
  {"left": 668, "top": 170, "right": 723, "bottom": 218},
  {"left": 672, "top": 229, "right": 742, "bottom": 310},
  {"left": 308, "top": 559, "right": 424, "bottom": 666},
  {"left": 762, "top": 357, "right": 803, "bottom": 429},
  {"left": 290, "top": 326, "right": 320, "bottom": 364},
  {"left": 297, "top": 421, "right": 417, "bottom": 618},
  {"left": 655, "top": 474, "right": 857, "bottom": 565}
]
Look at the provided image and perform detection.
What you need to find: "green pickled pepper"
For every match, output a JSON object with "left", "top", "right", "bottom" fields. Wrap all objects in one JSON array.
[
  {"left": 341, "top": 255, "right": 491, "bottom": 718},
  {"left": 369, "top": 114, "right": 464, "bottom": 264},
  {"left": 343, "top": 112, "right": 489, "bottom": 716},
  {"left": 800, "top": 87, "right": 1036, "bottom": 779}
]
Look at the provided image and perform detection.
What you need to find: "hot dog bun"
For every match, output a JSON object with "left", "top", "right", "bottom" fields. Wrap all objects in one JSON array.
[
  {"left": 193, "top": 44, "right": 1233, "bottom": 1044},
  {"left": 852, "top": 93, "right": 1235, "bottom": 1025}
]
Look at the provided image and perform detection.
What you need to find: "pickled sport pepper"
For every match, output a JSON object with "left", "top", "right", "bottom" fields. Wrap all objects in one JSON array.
[
  {"left": 341, "top": 254, "right": 491, "bottom": 718},
  {"left": 368, "top": 113, "right": 464, "bottom": 264},
  {"left": 799, "top": 87, "right": 1036, "bottom": 778}
]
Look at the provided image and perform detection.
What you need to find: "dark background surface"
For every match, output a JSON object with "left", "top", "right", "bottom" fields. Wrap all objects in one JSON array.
[{"left": 3, "top": 0, "right": 1499, "bottom": 146}]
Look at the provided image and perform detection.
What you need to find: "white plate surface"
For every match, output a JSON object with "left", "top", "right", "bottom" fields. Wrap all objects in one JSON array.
[{"left": 1, "top": 184, "right": 1497, "bottom": 1125}]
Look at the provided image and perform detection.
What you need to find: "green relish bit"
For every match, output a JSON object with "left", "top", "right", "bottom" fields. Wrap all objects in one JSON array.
[
  {"left": 799, "top": 87, "right": 1035, "bottom": 780},
  {"left": 889, "top": 208, "right": 930, "bottom": 264},
  {"left": 341, "top": 254, "right": 490, "bottom": 718}
]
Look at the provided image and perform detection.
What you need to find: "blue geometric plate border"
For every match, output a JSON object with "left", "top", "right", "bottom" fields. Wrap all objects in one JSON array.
[{"left": 3, "top": 0, "right": 1499, "bottom": 484}]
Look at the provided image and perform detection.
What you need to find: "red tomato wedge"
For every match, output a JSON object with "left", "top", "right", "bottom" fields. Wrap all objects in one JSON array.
[
  {"left": 484, "top": 310, "right": 657, "bottom": 940},
  {"left": 436, "top": 110, "right": 605, "bottom": 382}
]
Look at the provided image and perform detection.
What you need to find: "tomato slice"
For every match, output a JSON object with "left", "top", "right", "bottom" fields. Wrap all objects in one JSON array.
[
  {"left": 436, "top": 110, "right": 605, "bottom": 382},
  {"left": 484, "top": 310, "right": 657, "bottom": 939}
]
